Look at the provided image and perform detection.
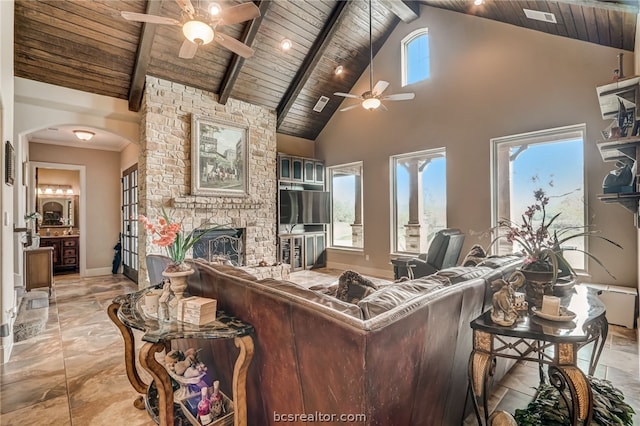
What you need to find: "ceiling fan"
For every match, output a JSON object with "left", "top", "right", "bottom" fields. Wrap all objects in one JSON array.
[
  {"left": 334, "top": 0, "right": 414, "bottom": 112},
  {"left": 121, "top": 0, "right": 260, "bottom": 59}
]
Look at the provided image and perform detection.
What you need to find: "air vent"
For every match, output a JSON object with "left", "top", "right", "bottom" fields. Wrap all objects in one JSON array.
[
  {"left": 523, "top": 8, "right": 557, "bottom": 24},
  {"left": 313, "top": 96, "right": 330, "bottom": 112}
]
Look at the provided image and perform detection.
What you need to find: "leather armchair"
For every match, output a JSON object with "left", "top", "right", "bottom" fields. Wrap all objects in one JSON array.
[
  {"left": 146, "top": 254, "right": 172, "bottom": 286},
  {"left": 392, "top": 228, "right": 465, "bottom": 280}
]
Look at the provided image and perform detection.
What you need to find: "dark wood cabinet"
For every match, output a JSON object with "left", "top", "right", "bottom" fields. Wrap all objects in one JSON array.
[
  {"left": 39, "top": 236, "right": 79, "bottom": 274},
  {"left": 24, "top": 247, "right": 53, "bottom": 294}
]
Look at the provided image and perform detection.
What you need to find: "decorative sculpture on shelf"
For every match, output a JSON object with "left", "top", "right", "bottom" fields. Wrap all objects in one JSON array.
[{"left": 603, "top": 160, "right": 634, "bottom": 194}]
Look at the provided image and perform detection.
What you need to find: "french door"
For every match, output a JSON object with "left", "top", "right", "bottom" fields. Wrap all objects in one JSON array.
[{"left": 121, "top": 164, "right": 138, "bottom": 282}]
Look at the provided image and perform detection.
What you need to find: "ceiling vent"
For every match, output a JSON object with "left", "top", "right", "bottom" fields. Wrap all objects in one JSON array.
[
  {"left": 523, "top": 8, "right": 557, "bottom": 24},
  {"left": 313, "top": 96, "right": 330, "bottom": 112}
]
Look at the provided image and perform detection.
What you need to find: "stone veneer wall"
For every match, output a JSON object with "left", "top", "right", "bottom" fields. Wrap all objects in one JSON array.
[{"left": 138, "top": 76, "right": 277, "bottom": 287}]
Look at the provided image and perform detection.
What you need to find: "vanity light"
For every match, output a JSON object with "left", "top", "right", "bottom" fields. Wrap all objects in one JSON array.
[
  {"left": 73, "top": 130, "right": 95, "bottom": 141},
  {"left": 44, "top": 186, "right": 53, "bottom": 194},
  {"left": 55, "top": 187, "right": 64, "bottom": 195},
  {"left": 66, "top": 188, "right": 74, "bottom": 195}
]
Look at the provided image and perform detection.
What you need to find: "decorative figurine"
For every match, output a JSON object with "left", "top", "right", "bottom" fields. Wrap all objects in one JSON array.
[{"left": 490, "top": 278, "right": 520, "bottom": 326}]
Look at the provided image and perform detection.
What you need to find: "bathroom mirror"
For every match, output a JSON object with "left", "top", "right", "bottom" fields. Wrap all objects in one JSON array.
[{"left": 38, "top": 196, "right": 75, "bottom": 227}]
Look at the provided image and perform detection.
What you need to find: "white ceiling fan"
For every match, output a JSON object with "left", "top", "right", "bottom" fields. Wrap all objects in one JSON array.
[
  {"left": 334, "top": 0, "right": 415, "bottom": 112},
  {"left": 121, "top": 0, "right": 260, "bottom": 59}
]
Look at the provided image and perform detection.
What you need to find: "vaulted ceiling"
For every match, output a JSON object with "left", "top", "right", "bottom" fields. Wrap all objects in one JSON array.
[{"left": 14, "top": 0, "right": 639, "bottom": 141}]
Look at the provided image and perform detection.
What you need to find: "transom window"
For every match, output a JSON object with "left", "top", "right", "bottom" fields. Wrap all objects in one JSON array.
[
  {"left": 491, "top": 125, "right": 586, "bottom": 269},
  {"left": 401, "top": 28, "right": 430, "bottom": 87},
  {"left": 391, "top": 148, "right": 446, "bottom": 254},
  {"left": 328, "top": 162, "right": 363, "bottom": 249}
]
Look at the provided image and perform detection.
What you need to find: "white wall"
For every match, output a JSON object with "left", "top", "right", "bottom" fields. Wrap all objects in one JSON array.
[
  {"left": 317, "top": 5, "right": 637, "bottom": 286},
  {"left": 0, "top": 0, "right": 15, "bottom": 363}
]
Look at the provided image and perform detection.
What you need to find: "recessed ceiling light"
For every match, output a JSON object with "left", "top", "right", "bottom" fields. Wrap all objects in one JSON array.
[
  {"left": 334, "top": 65, "right": 344, "bottom": 75},
  {"left": 209, "top": 2, "right": 222, "bottom": 16},
  {"left": 280, "top": 38, "right": 293, "bottom": 51},
  {"left": 73, "top": 130, "right": 95, "bottom": 141}
]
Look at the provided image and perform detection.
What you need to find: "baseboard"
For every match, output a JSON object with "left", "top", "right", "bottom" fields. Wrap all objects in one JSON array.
[
  {"left": 325, "top": 261, "right": 394, "bottom": 280},
  {"left": 85, "top": 267, "right": 113, "bottom": 277}
]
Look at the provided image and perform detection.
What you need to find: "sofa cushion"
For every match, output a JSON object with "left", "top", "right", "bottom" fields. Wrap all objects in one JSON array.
[
  {"left": 477, "top": 255, "right": 522, "bottom": 269},
  {"left": 357, "top": 275, "right": 451, "bottom": 319},
  {"left": 258, "top": 278, "right": 365, "bottom": 320},
  {"left": 435, "top": 266, "right": 494, "bottom": 284}
]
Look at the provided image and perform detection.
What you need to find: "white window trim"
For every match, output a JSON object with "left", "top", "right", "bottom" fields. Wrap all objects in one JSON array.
[
  {"left": 490, "top": 123, "right": 588, "bottom": 269},
  {"left": 401, "top": 28, "right": 429, "bottom": 87},
  {"left": 389, "top": 147, "right": 446, "bottom": 256},
  {"left": 327, "top": 161, "right": 364, "bottom": 251}
]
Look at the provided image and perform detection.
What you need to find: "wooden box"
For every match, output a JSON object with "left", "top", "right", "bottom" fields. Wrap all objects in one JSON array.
[
  {"left": 179, "top": 390, "right": 234, "bottom": 426},
  {"left": 178, "top": 296, "right": 217, "bottom": 325}
]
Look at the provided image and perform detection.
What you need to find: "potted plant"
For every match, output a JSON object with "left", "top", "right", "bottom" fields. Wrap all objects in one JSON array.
[{"left": 491, "top": 188, "right": 621, "bottom": 306}]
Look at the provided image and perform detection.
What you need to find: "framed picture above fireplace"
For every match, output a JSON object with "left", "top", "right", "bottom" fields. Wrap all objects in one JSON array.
[{"left": 191, "top": 115, "right": 248, "bottom": 196}]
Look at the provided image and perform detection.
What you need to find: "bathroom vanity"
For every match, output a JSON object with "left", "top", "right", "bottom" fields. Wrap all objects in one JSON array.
[{"left": 39, "top": 235, "right": 79, "bottom": 274}]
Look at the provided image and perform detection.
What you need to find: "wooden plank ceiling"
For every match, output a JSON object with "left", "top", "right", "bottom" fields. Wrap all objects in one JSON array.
[{"left": 14, "top": 0, "right": 638, "bottom": 141}]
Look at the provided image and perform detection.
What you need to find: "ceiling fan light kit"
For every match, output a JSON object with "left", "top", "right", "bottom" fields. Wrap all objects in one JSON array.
[
  {"left": 182, "top": 19, "right": 214, "bottom": 45},
  {"left": 334, "top": 0, "right": 415, "bottom": 112}
]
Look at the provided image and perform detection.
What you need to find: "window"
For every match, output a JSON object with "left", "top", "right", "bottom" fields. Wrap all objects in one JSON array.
[
  {"left": 391, "top": 149, "right": 446, "bottom": 254},
  {"left": 491, "top": 125, "right": 586, "bottom": 269},
  {"left": 328, "top": 162, "right": 363, "bottom": 249},
  {"left": 401, "top": 28, "right": 430, "bottom": 87}
]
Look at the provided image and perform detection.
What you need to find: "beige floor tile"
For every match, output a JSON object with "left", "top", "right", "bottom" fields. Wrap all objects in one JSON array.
[{"left": 0, "top": 394, "right": 72, "bottom": 426}]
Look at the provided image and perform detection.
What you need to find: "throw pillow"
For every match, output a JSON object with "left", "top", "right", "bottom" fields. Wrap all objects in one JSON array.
[
  {"left": 335, "top": 270, "right": 379, "bottom": 304},
  {"left": 461, "top": 244, "right": 487, "bottom": 266}
]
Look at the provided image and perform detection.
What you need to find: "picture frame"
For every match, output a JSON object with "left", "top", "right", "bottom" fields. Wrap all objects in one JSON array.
[
  {"left": 5, "top": 141, "right": 15, "bottom": 186},
  {"left": 191, "top": 116, "right": 249, "bottom": 196}
]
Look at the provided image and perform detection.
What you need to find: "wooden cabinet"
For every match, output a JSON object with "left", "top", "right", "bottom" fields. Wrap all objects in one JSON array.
[
  {"left": 278, "top": 154, "right": 323, "bottom": 184},
  {"left": 24, "top": 247, "right": 53, "bottom": 294},
  {"left": 39, "top": 236, "right": 79, "bottom": 274},
  {"left": 280, "top": 233, "right": 325, "bottom": 271}
]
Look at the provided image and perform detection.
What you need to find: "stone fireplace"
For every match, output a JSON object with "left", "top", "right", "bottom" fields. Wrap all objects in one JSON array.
[{"left": 137, "top": 76, "right": 277, "bottom": 287}]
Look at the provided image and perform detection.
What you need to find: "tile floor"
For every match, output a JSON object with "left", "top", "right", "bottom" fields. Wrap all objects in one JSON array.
[{"left": 0, "top": 270, "right": 638, "bottom": 425}]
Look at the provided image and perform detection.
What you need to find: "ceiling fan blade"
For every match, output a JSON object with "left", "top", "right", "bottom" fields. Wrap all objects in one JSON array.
[
  {"left": 379, "top": 103, "right": 388, "bottom": 111},
  {"left": 121, "top": 11, "right": 180, "bottom": 26},
  {"left": 219, "top": 2, "right": 261, "bottom": 26},
  {"left": 175, "top": 0, "right": 195, "bottom": 16},
  {"left": 214, "top": 32, "right": 255, "bottom": 58},
  {"left": 334, "top": 92, "right": 362, "bottom": 99},
  {"left": 340, "top": 104, "right": 361, "bottom": 112},
  {"left": 372, "top": 80, "right": 389, "bottom": 97},
  {"left": 178, "top": 39, "right": 198, "bottom": 59},
  {"left": 383, "top": 93, "right": 415, "bottom": 101}
]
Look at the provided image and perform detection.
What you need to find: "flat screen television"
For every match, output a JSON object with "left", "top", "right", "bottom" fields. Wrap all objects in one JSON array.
[{"left": 279, "top": 189, "right": 330, "bottom": 224}]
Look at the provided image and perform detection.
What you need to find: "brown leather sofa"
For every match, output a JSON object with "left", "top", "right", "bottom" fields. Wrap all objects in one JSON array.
[{"left": 177, "top": 256, "right": 522, "bottom": 425}]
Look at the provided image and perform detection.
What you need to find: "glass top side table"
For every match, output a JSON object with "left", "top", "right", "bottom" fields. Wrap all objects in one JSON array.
[
  {"left": 467, "top": 285, "right": 607, "bottom": 426},
  {"left": 108, "top": 286, "right": 255, "bottom": 426}
]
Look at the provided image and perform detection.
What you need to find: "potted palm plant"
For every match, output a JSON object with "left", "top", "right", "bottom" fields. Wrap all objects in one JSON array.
[{"left": 491, "top": 188, "right": 621, "bottom": 307}]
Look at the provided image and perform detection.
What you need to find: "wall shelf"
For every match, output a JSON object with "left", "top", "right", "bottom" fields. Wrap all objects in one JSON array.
[{"left": 596, "top": 136, "right": 640, "bottom": 223}]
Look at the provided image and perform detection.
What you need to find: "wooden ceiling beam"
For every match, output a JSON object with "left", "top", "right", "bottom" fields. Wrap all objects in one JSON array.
[
  {"left": 276, "top": 0, "right": 350, "bottom": 130},
  {"left": 128, "top": 0, "right": 163, "bottom": 112},
  {"left": 218, "top": 0, "right": 272, "bottom": 105},
  {"left": 380, "top": 0, "right": 420, "bottom": 23}
]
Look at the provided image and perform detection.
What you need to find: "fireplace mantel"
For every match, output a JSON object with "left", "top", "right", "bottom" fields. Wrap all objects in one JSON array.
[{"left": 172, "top": 196, "right": 268, "bottom": 210}]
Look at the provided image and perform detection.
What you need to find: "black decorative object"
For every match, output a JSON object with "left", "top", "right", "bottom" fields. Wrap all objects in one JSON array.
[{"left": 4, "top": 141, "right": 15, "bottom": 186}]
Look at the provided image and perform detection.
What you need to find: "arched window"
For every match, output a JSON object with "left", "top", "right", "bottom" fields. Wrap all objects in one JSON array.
[{"left": 401, "top": 28, "right": 430, "bottom": 87}]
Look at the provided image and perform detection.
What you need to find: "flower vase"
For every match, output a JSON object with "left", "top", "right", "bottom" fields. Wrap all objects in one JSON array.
[
  {"left": 519, "top": 268, "right": 554, "bottom": 309},
  {"left": 162, "top": 266, "right": 195, "bottom": 320}
]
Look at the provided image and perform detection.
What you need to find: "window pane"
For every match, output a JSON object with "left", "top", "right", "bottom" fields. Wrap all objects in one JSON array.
[
  {"left": 329, "top": 163, "right": 363, "bottom": 249},
  {"left": 404, "top": 32, "right": 430, "bottom": 86},
  {"left": 493, "top": 127, "right": 585, "bottom": 269},
  {"left": 392, "top": 149, "right": 446, "bottom": 253}
]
